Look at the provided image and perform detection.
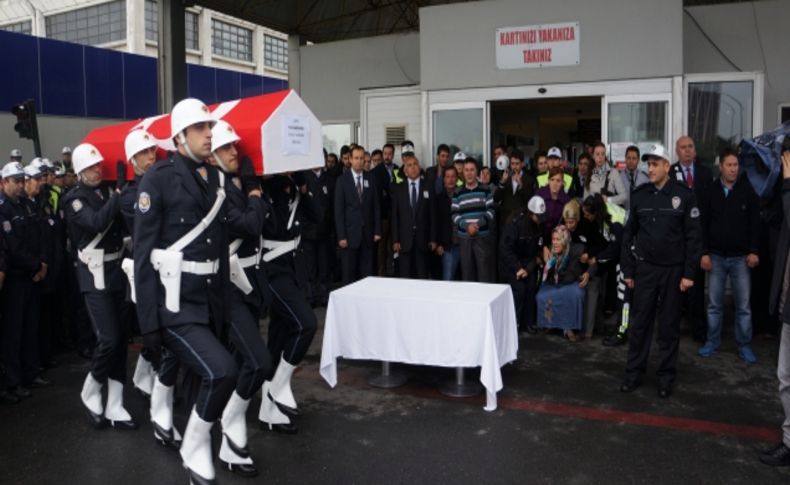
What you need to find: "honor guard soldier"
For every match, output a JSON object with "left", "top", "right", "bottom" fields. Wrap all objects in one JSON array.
[
  {"left": 0, "top": 162, "right": 52, "bottom": 400},
  {"left": 207, "top": 120, "right": 275, "bottom": 476},
  {"left": 120, "top": 129, "right": 159, "bottom": 399},
  {"left": 134, "top": 98, "right": 238, "bottom": 485},
  {"left": 62, "top": 143, "right": 136, "bottom": 430},
  {"left": 620, "top": 144, "right": 702, "bottom": 399},
  {"left": 257, "top": 170, "right": 321, "bottom": 433}
]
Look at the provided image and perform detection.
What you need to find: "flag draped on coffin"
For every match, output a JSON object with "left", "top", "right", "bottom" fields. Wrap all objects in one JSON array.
[{"left": 81, "top": 89, "right": 324, "bottom": 179}]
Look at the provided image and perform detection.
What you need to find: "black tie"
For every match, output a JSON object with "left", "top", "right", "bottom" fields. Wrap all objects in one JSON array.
[
  {"left": 410, "top": 182, "right": 417, "bottom": 217},
  {"left": 629, "top": 172, "right": 635, "bottom": 192},
  {"left": 356, "top": 175, "right": 363, "bottom": 201}
]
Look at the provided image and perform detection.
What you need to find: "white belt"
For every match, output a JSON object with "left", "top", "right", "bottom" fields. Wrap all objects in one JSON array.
[
  {"left": 262, "top": 236, "right": 300, "bottom": 262},
  {"left": 103, "top": 250, "right": 123, "bottom": 262},
  {"left": 237, "top": 253, "right": 261, "bottom": 268},
  {"left": 181, "top": 259, "right": 219, "bottom": 275}
]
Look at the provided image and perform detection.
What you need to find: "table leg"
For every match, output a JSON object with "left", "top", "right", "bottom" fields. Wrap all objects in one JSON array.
[
  {"left": 438, "top": 367, "right": 484, "bottom": 398},
  {"left": 368, "top": 361, "right": 408, "bottom": 388}
]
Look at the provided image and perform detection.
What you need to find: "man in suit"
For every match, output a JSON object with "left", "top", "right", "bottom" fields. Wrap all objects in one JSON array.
[
  {"left": 391, "top": 155, "right": 436, "bottom": 279},
  {"left": 671, "top": 136, "right": 712, "bottom": 342},
  {"left": 494, "top": 149, "right": 537, "bottom": 227},
  {"left": 335, "top": 145, "right": 381, "bottom": 284},
  {"left": 372, "top": 143, "right": 401, "bottom": 276}
]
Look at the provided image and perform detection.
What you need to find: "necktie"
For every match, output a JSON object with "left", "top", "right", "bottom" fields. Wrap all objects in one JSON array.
[
  {"left": 685, "top": 167, "right": 694, "bottom": 188},
  {"left": 410, "top": 181, "right": 417, "bottom": 216},
  {"left": 629, "top": 172, "right": 635, "bottom": 191},
  {"left": 356, "top": 175, "right": 363, "bottom": 200}
]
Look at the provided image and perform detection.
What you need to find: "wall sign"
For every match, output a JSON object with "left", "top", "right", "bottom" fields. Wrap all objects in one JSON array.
[{"left": 496, "top": 22, "right": 580, "bottom": 70}]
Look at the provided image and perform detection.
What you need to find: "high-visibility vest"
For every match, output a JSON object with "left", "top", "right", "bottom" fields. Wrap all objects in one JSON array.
[{"left": 537, "top": 172, "right": 573, "bottom": 192}]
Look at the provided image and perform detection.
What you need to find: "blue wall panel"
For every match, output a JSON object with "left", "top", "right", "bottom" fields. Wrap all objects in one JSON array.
[
  {"left": 39, "top": 39, "right": 85, "bottom": 116},
  {"left": 240, "top": 73, "right": 263, "bottom": 98},
  {"left": 216, "top": 69, "right": 241, "bottom": 103},
  {"left": 188, "top": 64, "right": 216, "bottom": 105},
  {"left": 263, "top": 76, "right": 287, "bottom": 93},
  {"left": 0, "top": 31, "right": 40, "bottom": 113},
  {"left": 85, "top": 47, "right": 124, "bottom": 118},
  {"left": 123, "top": 54, "right": 157, "bottom": 119}
]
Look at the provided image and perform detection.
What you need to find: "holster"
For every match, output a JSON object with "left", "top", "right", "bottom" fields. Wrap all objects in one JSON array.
[
  {"left": 229, "top": 253, "right": 254, "bottom": 295},
  {"left": 150, "top": 248, "right": 183, "bottom": 313},
  {"left": 78, "top": 248, "right": 106, "bottom": 290},
  {"left": 121, "top": 258, "right": 136, "bottom": 303}
]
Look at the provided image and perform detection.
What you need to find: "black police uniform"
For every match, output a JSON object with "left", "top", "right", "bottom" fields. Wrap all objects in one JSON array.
[
  {"left": 301, "top": 168, "right": 335, "bottom": 306},
  {"left": 133, "top": 153, "right": 237, "bottom": 422},
  {"left": 0, "top": 192, "right": 46, "bottom": 391},
  {"left": 62, "top": 183, "right": 128, "bottom": 384},
  {"left": 224, "top": 170, "right": 274, "bottom": 399},
  {"left": 499, "top": 211, "right": 543, "bottom": 332},
  {"left": 260, "top": 174, "right": 320, "bottom": 369},
  {"left": 621, "top": 179, "right": 702, "bottom": 390},
  {"left": 35, "top": 186, "right": 63, "bottom": 366}
]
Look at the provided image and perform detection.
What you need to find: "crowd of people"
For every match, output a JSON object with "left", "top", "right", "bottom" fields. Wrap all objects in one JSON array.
[{"left": 1, "top": 100, "right": 789, "bottom": 478}]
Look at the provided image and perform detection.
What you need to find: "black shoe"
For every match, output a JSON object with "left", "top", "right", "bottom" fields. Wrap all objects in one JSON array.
[
  {"left": 12, "top": 386, "right": 32, "bottom": 399},
  {"left": 259, "top": 419, "right": 298, "bottom": 434},
  {"left": 275, "top": 400, "right": 299, "bottom": 417},
  {"left": 658, "top": 386, "right": 672, "bottom": 399},
  {"left": 0, "top": 390, "right": 21, "bottom": 405},
  {"left": 186, "top": 468, "right": 216, "bottom": 485},
  {"left": 108, "top": 417, "right": 138, "bottom": 430},
  {"left": 153, "top": 422, "right": 181, "bottom": 449},
  {"left": 83, "top": 404, "right": 107, "bottom": 429},
  {"left": 525, "top": 325, "right": 538, "bottom": 335},
  {"left": 220, "top": 435, "right": 258, "bottom": 477},
  {"left": 29, "top": 376, "right": 53, "bottom": 388},
  {"left": 603, "top": 334, "right": 627, "bottom": 347},
  {"left": 619, "top": 380, "right": 641, "bottom": 393},
  {"left": 760, "top": 443, "right": 790, "bottom": 467}
]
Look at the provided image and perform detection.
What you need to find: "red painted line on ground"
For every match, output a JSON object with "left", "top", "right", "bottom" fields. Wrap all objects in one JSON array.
[{"left": 298, "top": 367, "right": 781, "bottom": 443}]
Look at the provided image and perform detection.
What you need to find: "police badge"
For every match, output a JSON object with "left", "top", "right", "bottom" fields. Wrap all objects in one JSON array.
[
  {"left": 138, "top": 192, "right": 151, "bottom": 213},
  {"left": 71, "top": 199, "right": 83, "bottom": 212},
  {"left": 672, "top": 196, "right": 681, "bottom": 209}
]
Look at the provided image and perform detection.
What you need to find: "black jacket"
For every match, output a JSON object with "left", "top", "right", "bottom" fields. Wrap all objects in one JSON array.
[
  {"left": 671, "top": 161, "right": 713, "bottom": 216},
  {"left": 62, "top": 183, "right": 125, "bottom": 293},
  {"left": 499, "top": 211, "right": 543, "bottom": 277},
  {"left": 433, "top": 188, "right": 455, "bottom": 250},
  {"left": 334, "top": 170, "right": 381, "bottom": 248},
  {"left": 391, "top": 176, "right": 435, "bottom": 253},
  {"left": 701, "top": 176, "right": 760, "bottom": 257},
  {"left": 494, "top": 169, "right": 537, "bottom": 227},
  {"left": 0, "top": 194, "right": 46, "bottom": 277},
  {"left": 301, "top": 169, "right": 335, "bottom": 240},
  {"left": 769, "top": 178, "right": 790, "bottom": 323}
]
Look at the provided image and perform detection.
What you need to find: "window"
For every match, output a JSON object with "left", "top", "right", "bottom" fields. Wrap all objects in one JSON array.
[
  {"left": 212, "top": 19, "right": 252, "bottom": 62},
  {"left": 145, "top": 1, "right": 200, "bottom": 51},
  {"left": 432, "top": 108, "right": 485, "bottom": 166},
  {"left": 45, "top": 0, "right": 126, "bottom": 46},
  {"left": 688, "top": 81, "right": 754, "bottom": 167},
  {"left": 322, "top": 123, "right": 353, "bottom": 155},
  {"left": 1, "top": 20, "right": 32, "bottom": 35},
  {"left": 264, "top": 34, "right": 288, "bottom": 71}
]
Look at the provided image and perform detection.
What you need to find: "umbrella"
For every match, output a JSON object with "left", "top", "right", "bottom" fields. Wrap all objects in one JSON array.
[{"left": 740, "top": 122, "right": 790, "bottom": 198}]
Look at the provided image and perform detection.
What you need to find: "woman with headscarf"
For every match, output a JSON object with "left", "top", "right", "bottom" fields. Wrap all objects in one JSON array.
[{"left": 536, "top": 225, "right": 593, "bottom": 341}]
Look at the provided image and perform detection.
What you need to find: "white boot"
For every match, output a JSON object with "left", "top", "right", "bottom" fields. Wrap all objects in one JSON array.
[
  {"left": 104, "top": 379, "right": 137, "bottom": 429},
  {"left": 132, "top": 355, "right": 155, "bottom": 397},
  {"left": 269, "top": 354, "right": 297, "bottom": 412},
  {"left": 258, "top": 381, "right": 296, "bottom": 433},
  {"left": 80, "top": 373, "right": 104, "bottom": 416},
  {"left": 180, "top": 407, "right": 216, "bottom": 483},
  {"left": 219, "top": 392, "right": 254, "bottom": 469},
  {"left": 150, "top": 377, "right": 181, "bottom": 448}
]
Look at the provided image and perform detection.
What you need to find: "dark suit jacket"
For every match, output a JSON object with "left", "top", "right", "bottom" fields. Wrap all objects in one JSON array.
[
  {"left": 671, "top": 161, "right": 713, "bottom": 216},
  {"left": 391, "top": 176, "right": 435, "bottom": 253},
  {"left": 334, "top": 170, "right": 381, "bottom": 249},
  {"left": 494, "top": 169, "right": 536, "bottom": 226},
  {"left": 372, "top": 162, "right": 396, "bottom": 219},
  {"left": 433, "top": 188, "right": 456, "bottom": 249},
  {"left": 302, "top": 169, "right": 335, "bottom": 240}
]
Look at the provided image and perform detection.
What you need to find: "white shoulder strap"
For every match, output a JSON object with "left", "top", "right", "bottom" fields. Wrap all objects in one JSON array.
[
  {"left": 287, "top": 191, "right": 300, "bottom": 231},
  {"left": 228, "top": 238, "right": 243, "bottom": 255},
  {"left": 167, "top": 171, "right": 226, "bottom": 253}
]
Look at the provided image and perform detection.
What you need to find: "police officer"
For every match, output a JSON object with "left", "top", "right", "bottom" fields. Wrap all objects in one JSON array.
[
  {"left": 204, "top": 119, "right": 276, "bottom": 476},
  {"left": 302, "top": 152, "right": 335, "bottom": 307},
  {"left": 62, "top": 143, "right": 137, "bottom": 430},
  {"left": 0, "top": 162, "right": 52, "bottom": 400},
  {"left": 257, "top": 170, "right": 321, "bottom": 433},
  {"left": 134, "top": 98, "right": 238, "bottom": 485},
  {"left": 9, "top": 149, "right": 22, "bottom": 163},
  {"left": 620, "top": 144, "right": 702, "bottom": 398},
  {"left": 119, "top": 129, "right": 159, "bottom": 400}
]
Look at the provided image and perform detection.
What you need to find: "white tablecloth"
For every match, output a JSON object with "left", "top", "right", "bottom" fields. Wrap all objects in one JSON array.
[{"left": 319, "top": 277, "right": 518, "bottom": 411}]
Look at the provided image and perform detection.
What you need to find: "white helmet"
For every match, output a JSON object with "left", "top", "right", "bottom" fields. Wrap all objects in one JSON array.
[
  {"left": 10, "top": 149, "right": 22, "bottom": 158},
  {"left": 41, "top": 158, "right": 54, "bottom": 172},
  {"left": 125, "top": 129, "right": 158, "bottom": 163},
  {"left": 61, "top": 146, "right": 72, "bottom": 155},
  {"left": 72, "top": 143, "right": 104, "bottom": 174},
  {"left": 211, "top": 120, "right": 240, "bottom": 153},
  {"left": 528, "top": 195, "right": 546, "bottom": 215},
  {"left": 24, "top": 163, "right": 43, "bottom": 179},
  {"left": 170, "top": 98, "right": 214, "bottom": 139},
  {"left": 29, "top": 158, "right": 46, "bottom": 173},
  {"left": 29, "top": 157, "right": 42, "bottom": 166},
  {"left": 2, "top": 162, "right": 25, "bottom": 179},
  {"left": 495, "top": 155, "right": 509, "bottom": 171}
]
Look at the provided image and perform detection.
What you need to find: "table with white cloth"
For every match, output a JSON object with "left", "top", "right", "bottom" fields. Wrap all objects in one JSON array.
[{"left": 319, "top": 277, "right": 519, "bottom": 411}]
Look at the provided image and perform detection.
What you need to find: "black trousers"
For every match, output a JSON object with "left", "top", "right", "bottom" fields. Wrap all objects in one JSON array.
[
  {"left": 266, "top": 272, "right": 318, "bottom": 367},
  {"left": 84, "top": 291, "right": 128, "bottom": 383},
  {"left": 227, "top": 292, "right": 272, "bottom": 400},
  {"left": 1, "top": 276, "right": 40, "bottom": 388},
  {"left": 162, "top": 323, "right": 237, "bottom": 422},
  {"left": 340, "top": 242, "right": 374, "bottom": 285},
  {"left": 398, "top": 239, "right": 430, "bottom": 279},
  {"left": 625, "top": 263, "right": 683, "bottom": 387},
  {"left": 508, "top": 273, "right": 538, "bottom": 330},
  {"left": 302, "top": 237, "right": 332, "bottom": 304}
]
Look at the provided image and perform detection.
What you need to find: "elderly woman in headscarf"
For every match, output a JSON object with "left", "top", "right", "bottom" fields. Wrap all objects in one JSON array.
[{"left": 536, "top": 225, "right": 593, "bottom": 341}]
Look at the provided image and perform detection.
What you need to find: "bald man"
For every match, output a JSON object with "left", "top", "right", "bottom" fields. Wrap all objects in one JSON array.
[{"left": 669, "top": 136, "right": 713, "bottom": 343}]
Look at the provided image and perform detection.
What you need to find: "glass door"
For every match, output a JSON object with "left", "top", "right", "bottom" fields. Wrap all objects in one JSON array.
[
  {"left": 430, "top": 102, "right": 488, "bottom": 167},
  {"left": 603, "top": 93, "right": 671, "bottom": 170}
]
